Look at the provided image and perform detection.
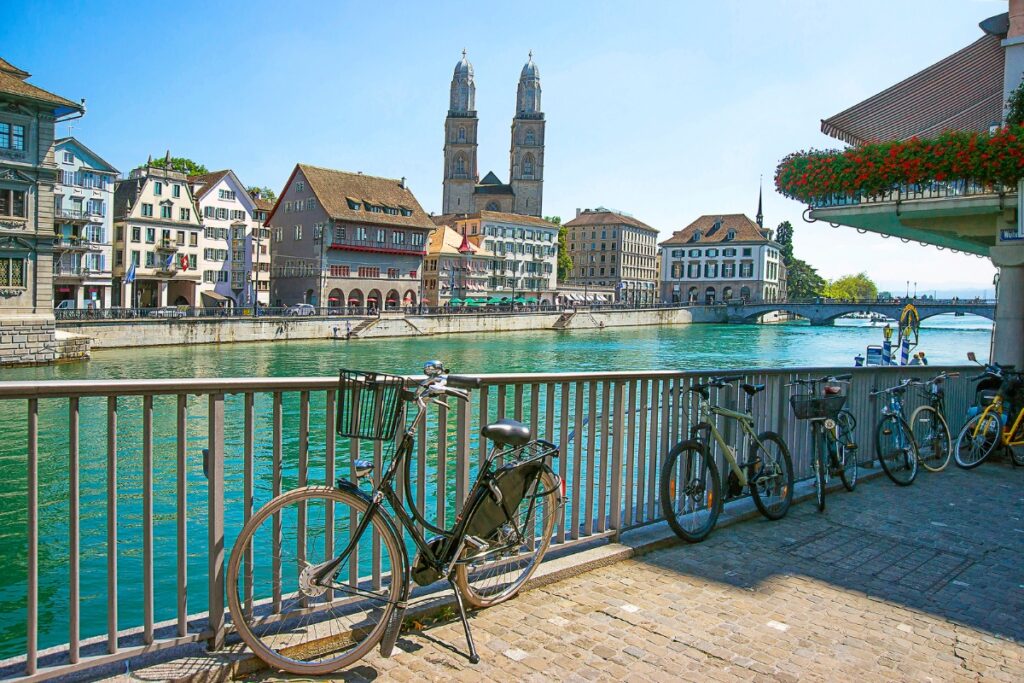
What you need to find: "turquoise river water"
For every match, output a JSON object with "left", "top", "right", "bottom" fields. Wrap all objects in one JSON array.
[{"left": 0, "top": 315, "right": 993, "bottom": 659}]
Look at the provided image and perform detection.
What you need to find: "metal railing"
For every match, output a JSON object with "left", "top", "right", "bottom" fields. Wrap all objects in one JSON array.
[
  {"left": 809, "top": 178, "right": 1006, "bottom": 209},
  {"left": 0, "top": 364, "right": 976, "bottom": 680}
]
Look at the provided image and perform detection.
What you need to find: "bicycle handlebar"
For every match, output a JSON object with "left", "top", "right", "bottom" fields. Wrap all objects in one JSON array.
[
  {"left": 785, "top": 373, "right": 852, "bottom": 388},
  {"left": 447, "top": 374, "right": 482, "bottom": 389}
]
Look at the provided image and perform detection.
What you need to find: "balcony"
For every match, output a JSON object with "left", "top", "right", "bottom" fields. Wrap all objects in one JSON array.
[
  {"left": 155, "top": 238, "right": 179, "bottom": 253},
  {"left": 53, "top": 236, "right": 104, "bottom": 252},
  {"left": 328, "top": 238, "right": 426, "bottom": 256},
  {"left": 54, "top": 264, "right": 91, "bottom": 280}
]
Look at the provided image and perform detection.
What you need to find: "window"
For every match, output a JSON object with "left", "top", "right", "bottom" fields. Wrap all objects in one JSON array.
[
  {"left": 218, "top": 189, "right": 236, "bottom": 200},
  {"left": 216, "top": 207, "right": 228, "bottom": 220},
  {"left": 0, "top": 123, "right": 26, "bottom": 151},
  {"left": 346, "top": 198, "right": 361, "bottom": 210},
  {"left": 329, "top": 265, "right": 350, "bottom": 277},
  {"left": 172, "top": 184, "right": 181, "bottom": 198},
  {"left": 146, "top": 251, "right": 155, "bottom": 267},
  {"left": 706, "top": 248, "right": 718, "bottom": 257},
  {"left": 145, "top": 228, "right": 156, "bottom": 243},
  {"left": 454, "top": 154, "right": 466, "bottom": 176},
  {"left": 0, "top": 189, "right": 26, "bottom": 218},
  {"left": 704, "top": 262, "right": 718, "bottom": 278},
  {"left": 525, "top": 129, "right": 535, "bottom": 145},
  {"left": 179, "top": 208, "right": 190, "bottom": 221},
  {"left": 357, "top": 266, "right": 381, "bottom": 278},
  {"left": 296, "top": 181, "right": 305, "bottom": 192},
  {"left": 723, "top": 248, "right": 736, "bottom": 257},
  {"left": 688, "top": 249, "right": 700, "bottom": 257},
  {"left": 0, "top": 257, "right": 25, "bottom": 287},
  {"left": 305, "top": 198, "right": 315, "bottom": 211},
  {"left": 231, "top": 209, "right": 245, "bottom": 220},
  {"left": 742, "top": 247, "right": 752, "bottom": 257},
  {"left": 458, "top": 126, "right": 466, "bottom": 142},
  {"left": 523, "top": 154, "right": 534, "bottom": 177},
  {"left": 411, "top": 232, "right": 424, "bottom": 246},
  {"left": 62, "top": 151, "right": 73, "bottom": 164},
  {"left": 204, "top": 206, "right": 214, "bottom": 218},
  {"left": 294, "top": 225, "right": 302, "bottom": 240},
  {"left": 154, "top": 181, "right": 162, "bottom": 195},
  {"left": 131, "top": 226, "right": 141, "bottom": 242},
  {"left": 375, "top": 229, "right": 385, "bottom": 243},
  {"left": 740, "top": 263, "right": 754, "bottom": 278},
  {"left": 388, "top": 268, "right": 399, "bottom": 278},
  {"left": 141, "top": 203, "right": 153, "bottom": 217},
  {"left": 115, "top": 250, "right": 124, "bottom": 266},
  {"left": 355, "top": 227, "right": 368, "bottom": 241},
  {"left": 688, "top": 263, "right": 700, "bottom": 278},
  {"left": 274, "top": 227, "right": 283, "bottom": 243},
  {"left": 161, "top": 205, "right": 172, "bottom": 219},
  {"left": 392, "top": 231, "right": 405, "bottom": 244},
  {"left": 313, "top": 224, "right": 323, "bottom": 241}
]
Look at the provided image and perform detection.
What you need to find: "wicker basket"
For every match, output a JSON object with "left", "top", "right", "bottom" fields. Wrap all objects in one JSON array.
[
  {"left": 790, "top": 394, "right": 847, "bottom": 420},
  {"left": 336, "top": 369, "right": 407, "bottom": 441}
]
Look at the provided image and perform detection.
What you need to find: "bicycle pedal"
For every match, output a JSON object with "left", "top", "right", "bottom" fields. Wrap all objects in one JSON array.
[
  {"left": 464, "top": 535, "right": 489, "bottom": 552},
  {"left": 846, "top": 443, "right": 858, "bottom": 451},
  {"left": 882, "top": 428, "right": 892, "bottom": 436}
]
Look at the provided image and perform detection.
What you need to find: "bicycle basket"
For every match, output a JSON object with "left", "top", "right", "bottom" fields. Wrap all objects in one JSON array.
[
  {"left": 790, "top": 394, "right": 846, "bottom": 420},
  {"left": 336, "top": 369, "right": 407, "bottom": 441}
]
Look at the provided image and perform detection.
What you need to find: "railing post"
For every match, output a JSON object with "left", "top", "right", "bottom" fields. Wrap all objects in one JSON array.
[
  {"left": 207, "top": 393, "right": 225, "bottom": 650},
  {"left": 609, "top": 380, "right": 625, "bottom": 538}
]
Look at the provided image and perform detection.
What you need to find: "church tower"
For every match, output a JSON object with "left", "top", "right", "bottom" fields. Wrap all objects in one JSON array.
[
  {"left": 510, "top": 52, "right": 544, "bottom": 217},
  {"left": 442, "top": 50, "right": 479, "bottom": 215}
]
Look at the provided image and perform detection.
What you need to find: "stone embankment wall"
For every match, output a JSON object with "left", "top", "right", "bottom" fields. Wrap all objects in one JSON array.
[
  {"left": 60, "top": 307, "right": 694, "bottom": 350},
  {"left": 0, "top": 315, "right": 92, "bottom": 365}
]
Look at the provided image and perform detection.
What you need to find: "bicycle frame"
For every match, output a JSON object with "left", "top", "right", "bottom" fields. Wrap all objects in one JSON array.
[
  {"left": 696, "top": 393, "right": 767, "bottom": 487},
  {"left": 974, "top": 395, "right": 1024, "bottom": 447}
]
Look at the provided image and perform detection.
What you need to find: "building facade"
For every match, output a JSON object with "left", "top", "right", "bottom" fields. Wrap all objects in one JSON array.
[
  {"left": 190, "top": 170, "right": 268, "bottom": 307},
  {"left": 52, "top": 137, "right": 117, "bottom": 309},
  {"left": 422, "top": 224, "right": 497, "bottom": 305},
  {"left": 250, "top": 193, "right": 273, "bottom": 306},
  {"left": 268, "top": 164, "right": 433, "bottom": 310},
  {"left": 441, "top": 52, "right": 545, "bottom": 217},
  {"left": 112, "top": 157, "right": 205, "bottom": 308},
  {"left": 659, "top": 213, "right": 786, "bottom": 304},
  {"left": 563, "top": 208, "right": 660, "bottom": 306},
  {"left": 436, "top": 210, "right": 559, "bottom": 303}
]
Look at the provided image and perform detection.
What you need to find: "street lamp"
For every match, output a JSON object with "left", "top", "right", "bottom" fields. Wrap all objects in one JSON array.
[
  {"left": 905, "top": 280, "right": 909, "bottom": 298},
  {"left": 913, "top": 282, "right": 917, "bottom": 298}
]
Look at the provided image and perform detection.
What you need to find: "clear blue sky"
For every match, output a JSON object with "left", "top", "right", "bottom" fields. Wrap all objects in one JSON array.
[{"left": 2, "top": 0, "right": 1005, "bottom": 295}]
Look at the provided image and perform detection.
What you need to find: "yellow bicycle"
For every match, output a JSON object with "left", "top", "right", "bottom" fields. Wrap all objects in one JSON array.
[{"left": 955, "top": 354, "right": 1024, "bottom": 468}]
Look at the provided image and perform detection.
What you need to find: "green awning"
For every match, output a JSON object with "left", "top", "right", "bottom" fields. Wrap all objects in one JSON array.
[
  {"left": 449, "top": 298, "right": 463, "bottom": 304},
  {"left": 513, "top": 296, "right": 527, "bottom": 303},
  {"left": 487, "top": 297, "right": 504, "bottom": 304},
  {"left": 524, "top": 296, "right": 538, "bottom": 303},
  {"left": 465, "top": 299, "right": 483, "bottom": 306}
]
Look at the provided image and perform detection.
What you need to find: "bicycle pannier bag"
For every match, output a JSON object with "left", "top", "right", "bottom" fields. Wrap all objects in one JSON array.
[{"left": 464, "top": 460, "right": 546, "bottom": 541}]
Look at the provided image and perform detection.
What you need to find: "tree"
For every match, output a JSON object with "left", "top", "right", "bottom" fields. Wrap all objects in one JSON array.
[
  {"left": 137, "top": 155, "right": 208, "bottom": 176},
  {"left": 775, "top": 220, "right": 824, "bottom": 299},
  {"left": 821, "top": 272, "right": 878, "bottom": 301},
  {"left": 545, "top": 215, "right": 574, "bottom": 282},
  {"left": 248, "top": 186, "right": 277, "bottom": 202}
]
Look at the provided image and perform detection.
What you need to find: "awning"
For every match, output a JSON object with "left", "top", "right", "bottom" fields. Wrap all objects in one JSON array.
[
  {"left": 202, "top": 290, "right": 230, "bottom": 303},
  {"left": 525, "top": 296, "right": 538, "bottom": 303}
]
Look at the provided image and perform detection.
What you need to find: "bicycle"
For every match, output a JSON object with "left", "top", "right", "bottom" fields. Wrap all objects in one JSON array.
[
  {"left": 955, "top": 355, "right": 1024, "bottom": 468},
  {"left": 226, "top": 361, "right": 564, "bottom": 674},
  {"left": 660, "top": 375, "right": 794, "bottom": 543},
  {"left": 870, "top": 379, "right": 920, "bottom": 486},
  {"left": 786, "top": 374, "right": 858, "bottom": 512},
  {"left": 907, "top": 371, "right": 958, "bottom": 472}
]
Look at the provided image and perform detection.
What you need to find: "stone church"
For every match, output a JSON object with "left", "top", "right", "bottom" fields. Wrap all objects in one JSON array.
[{"left": 442, "top": 51, "right": 545, "bottom": 217}]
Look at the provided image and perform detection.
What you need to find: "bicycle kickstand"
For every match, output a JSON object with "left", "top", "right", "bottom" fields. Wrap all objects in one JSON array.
[{"left": 449, "top": 579, "right": 480, "bottom": 664}]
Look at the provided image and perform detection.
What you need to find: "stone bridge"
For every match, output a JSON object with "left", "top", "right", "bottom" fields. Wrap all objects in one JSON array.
[{"left": 721, "top": 300, "right": 995, "bottom": 326}]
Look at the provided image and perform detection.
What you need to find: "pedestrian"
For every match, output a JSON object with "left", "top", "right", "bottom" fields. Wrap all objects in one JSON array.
[{"left": 919, "top": 351, "right": 928, "bottom": 366}]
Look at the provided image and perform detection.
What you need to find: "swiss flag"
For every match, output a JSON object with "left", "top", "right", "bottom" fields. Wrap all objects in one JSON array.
[{"left": 180, "top": 255, "right": 189, "bottom": 271}]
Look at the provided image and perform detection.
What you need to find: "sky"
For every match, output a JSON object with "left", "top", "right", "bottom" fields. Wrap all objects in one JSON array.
[{"left": 2, "top": 0, "right": 1006, "bottom": 296}]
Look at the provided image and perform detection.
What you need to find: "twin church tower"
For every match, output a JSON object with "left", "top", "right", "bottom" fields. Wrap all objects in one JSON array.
[{"left": 441, "top": 51, "right": 545, "bottom": 217}]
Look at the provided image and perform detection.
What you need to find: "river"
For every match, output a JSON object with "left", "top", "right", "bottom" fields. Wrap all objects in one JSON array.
[{"left": 0, "top": 315, "right": 992, "bottom": 659}]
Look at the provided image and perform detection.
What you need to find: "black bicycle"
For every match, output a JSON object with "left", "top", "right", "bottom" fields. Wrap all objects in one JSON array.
[
  {"left": 787, "top": 374, "right": 858, "bottom": 511},
  {"left": 227, "top": 361, "right": 564, "bottom": 674}
]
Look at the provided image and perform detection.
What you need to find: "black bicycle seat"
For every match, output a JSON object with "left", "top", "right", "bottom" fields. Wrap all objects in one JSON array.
[
  {"left": 481, "top": 418, "right": 532, "bottom": 447},
  {"left": 741, "top": 383, "right": 765, "bottom": 396}
]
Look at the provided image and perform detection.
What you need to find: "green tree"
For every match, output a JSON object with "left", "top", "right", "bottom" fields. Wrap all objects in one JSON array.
[
  {"left": 137, "top": 155, "right": 208, "bottom": 176},
  {"left": 775, "top": 220, "right": 824, "bottom": 299},
  {"left": 545, "top": 215, "right": 574, "bottom": 282},
  {"left": 821, "top": 272, "right": 878, "bottom": 301},
  {"left": 248, "top": 186, "right": 278, "bottom": 202}
]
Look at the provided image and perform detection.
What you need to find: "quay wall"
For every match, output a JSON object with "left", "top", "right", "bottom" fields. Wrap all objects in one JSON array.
[
  {"left": 0, "top": 315, "right": 92, "bottom": 365},
  {"left": 58, "top": 307, "right": 695, "bottom": 349}
]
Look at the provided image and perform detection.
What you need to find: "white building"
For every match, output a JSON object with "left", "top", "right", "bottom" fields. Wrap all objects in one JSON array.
[
  {"left": 190, "top": 170, "right": 268, "bottom": 307},
  {"left": 435, "top": 210, "right": 559, "bottom": 303},
  {"left": 52, "top": 137, "right": 117, "bottom": 308},
  {"left": 659, "top": 213, "right": 786, "bottom": 304}
]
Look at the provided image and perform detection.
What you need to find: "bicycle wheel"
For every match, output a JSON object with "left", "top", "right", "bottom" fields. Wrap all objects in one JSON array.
[
  {"left": 454, "top": 468, "right": 561, "bottom": 608},
  {"left": 910, "top": 405, "right": 952, "bottom": 472},
  {"left": 875, "top": 415, "right": 919, "bottom": 485},
  {"left": 660, "top": 439, "right": 721, "bottom": 543},
  {"left": 227, "top": 486, "right": 406, "bottom": 676},
  {"left": 954, "top": 412, "right": 1001, "bottom": 469},
  {"left": 748, "top": 431, "right": 794, "bottom": 520},
  {"left": 834, "top": 411, "right": 858, "bottom": 491},
  {"left": 814, "top": 437, "right": 827, "bottom": 512}
]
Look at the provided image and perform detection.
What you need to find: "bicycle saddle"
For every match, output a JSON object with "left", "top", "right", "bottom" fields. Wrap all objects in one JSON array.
[
  {"left": 481, "top": 418, "right": 532, "bottom": 447},
  {"left": 741, "top": 383, "right": 766, "bottom": 396}
]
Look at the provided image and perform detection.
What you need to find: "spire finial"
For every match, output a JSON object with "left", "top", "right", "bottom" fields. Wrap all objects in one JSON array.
[
  {"left": 528, "top": 50, "right": 533, "bottom": 60},
  {"left": 756, "top": 175, "right": 764, "bottom": 228},
  {"left": 462, "top": 48, "right": 467, "bottom": 59}
]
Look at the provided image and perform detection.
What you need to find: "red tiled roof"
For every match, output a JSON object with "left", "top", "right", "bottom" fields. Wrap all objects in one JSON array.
[
  {"left": 564, "top": 209, "right": 658, "bottom": 233},
  {"left": 821, "top": 34, "right": 1005, "bottom": 146},
  {"left": 0, "top": 56, "right": 82, "bottom": 114},
  {"left": 659, "top": 214, "right": 772, "bottom": 247},
  {"left": 189, "top": 170, "right": 232, "bottom": 200}
]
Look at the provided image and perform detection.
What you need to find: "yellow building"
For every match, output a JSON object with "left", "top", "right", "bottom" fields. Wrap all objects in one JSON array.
[{"left": 422, "top": 223, "right": 497, "bottom": 306}]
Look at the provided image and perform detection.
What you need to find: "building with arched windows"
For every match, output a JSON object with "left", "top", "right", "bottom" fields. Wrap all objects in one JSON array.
[{"left": 441, "top": 51, "right": 545, "bottom": 217}]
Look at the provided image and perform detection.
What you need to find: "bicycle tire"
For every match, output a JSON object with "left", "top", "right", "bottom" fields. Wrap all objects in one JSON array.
[
  {"left": 875, "top": 414, "right": 919, "bottom": 485},
  {"left": 227, "top": 486, "right": 406, "bottom": 676},
  {"left": 660, "top": 439, "right": 721, "bottom": 543},
  {"left": 910, "top": 405, "right": 952, "bottom": 472},
  {"left": 748, "top": 431, "right": 794, "bottom": 520},
  {"left": 815, "top": 439, "right": 827, "bottom": 512},
  {"left": 1009, "top": 445, "right": 1024, "bottom": 467},
  {"left": 454, "top": 468, "right": 561, "bottom": 608},
  {"left": 835, "top": 411, "right": 858, "bottom": 491},
  {"left": 954, "top": 412, "right": 1001, "bottom": 469}
]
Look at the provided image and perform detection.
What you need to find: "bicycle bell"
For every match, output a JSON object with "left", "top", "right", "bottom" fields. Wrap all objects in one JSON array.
[{"left": 424, "top": 360, "right": 445, "bottom": 377}]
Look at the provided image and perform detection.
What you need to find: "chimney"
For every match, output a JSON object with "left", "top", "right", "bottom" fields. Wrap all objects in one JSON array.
[
  {"left": 576, "top": 208, "right": 581, "bottom": 217},
  {"left": 400, "top": 176, "right": 406, "bottom": 189},
  {"left": 1011, "top": 0, "right": 1024, "bottom": 39}
]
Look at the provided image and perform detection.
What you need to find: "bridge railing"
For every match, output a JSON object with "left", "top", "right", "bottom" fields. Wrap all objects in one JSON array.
[{"left": 0, "top": 364, "right": 977, "bottom": 680}]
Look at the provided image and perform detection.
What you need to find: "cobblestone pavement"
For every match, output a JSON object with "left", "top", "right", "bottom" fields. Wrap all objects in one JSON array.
[{"left": 256, "top": 464, "right": 1024, "bottom": 682}]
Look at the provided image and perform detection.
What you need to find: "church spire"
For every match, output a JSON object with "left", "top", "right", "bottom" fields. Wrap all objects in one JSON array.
[
  {"left": 516, "top": 51, "right": 541, "bottom": 114},
  {"left": 449, "top": 49, "right": 475, "bottom": 113},
  {"left": 756, "top": 177, "right": 764, "bottom": 228}
]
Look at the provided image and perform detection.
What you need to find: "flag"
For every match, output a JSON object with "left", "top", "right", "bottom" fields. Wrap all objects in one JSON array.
[
  {"left": 125, "top": 262, "right": 136, "bottom": 283},
  {"left": 164, "top": 253, "right": 174, "bottom": 270}
]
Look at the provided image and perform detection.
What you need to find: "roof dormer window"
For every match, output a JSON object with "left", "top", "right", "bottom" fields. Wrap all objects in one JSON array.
[
  {"left": 689, "top": 230, "right": 701, "bottom": 243},
  {"left": 725, "top": 229, "right": 736, "bottom": 241},
  {"left": 346, "top": 197, "right": 361, "bottom": 210}
]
